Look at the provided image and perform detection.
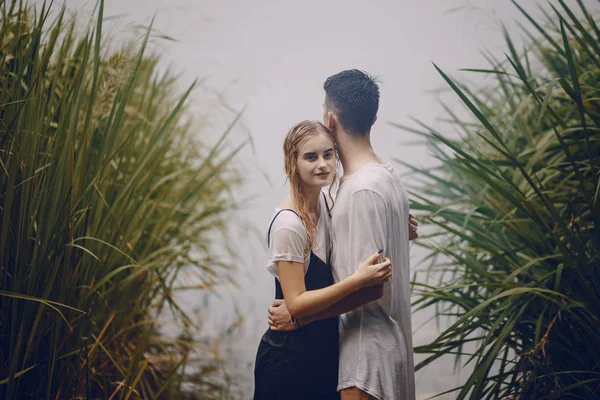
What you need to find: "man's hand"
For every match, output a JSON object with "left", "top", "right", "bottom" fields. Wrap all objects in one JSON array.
[
  {"left": 409, "top": 213, "right": 419, "bottom": 240},
  {"left": 268, "top": 299, "right": 298, "bottom": 331}
]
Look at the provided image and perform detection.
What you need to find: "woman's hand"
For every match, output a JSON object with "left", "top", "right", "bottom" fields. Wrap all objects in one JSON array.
[
  {"left": 409, "top": 213, "right": 419, "bottom": 240},
  {"left": 353, "top": 251, "right": 392, "bottom": 288}
]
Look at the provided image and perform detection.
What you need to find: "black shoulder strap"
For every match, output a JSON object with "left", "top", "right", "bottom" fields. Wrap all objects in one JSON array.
[
  {"left": 322, "top": 192, "right": 332, "bottom": 218},
  {"left": 267, "top": 209, "right": 300, "bottom": 248}
]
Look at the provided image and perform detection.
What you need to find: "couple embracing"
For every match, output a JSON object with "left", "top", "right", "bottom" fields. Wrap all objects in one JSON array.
[{"left": 254, "top": 69, "right": 417, "bottom": 400}]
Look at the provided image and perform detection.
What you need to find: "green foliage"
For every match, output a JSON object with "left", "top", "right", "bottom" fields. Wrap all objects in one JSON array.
[
  {"left": 397, "top": 1, "right": 600, "bottom": 398},
  {"left": 0, "top": 1, "right": 241, "bottom": 398}
]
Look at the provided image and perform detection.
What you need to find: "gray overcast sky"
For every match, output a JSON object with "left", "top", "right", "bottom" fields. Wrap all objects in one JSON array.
[{"left": 48, "top": 1, "right": 599, "bottom": 398}]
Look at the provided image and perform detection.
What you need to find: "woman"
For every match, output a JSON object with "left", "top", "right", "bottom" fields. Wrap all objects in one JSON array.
[{"left": 253, "top": 121, "right": 392, "bottom": 399}]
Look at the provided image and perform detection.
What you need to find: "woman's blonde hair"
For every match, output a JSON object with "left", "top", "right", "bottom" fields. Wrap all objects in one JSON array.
[{"left": 283, "top": 120, "right": 338, "bottom": 256}]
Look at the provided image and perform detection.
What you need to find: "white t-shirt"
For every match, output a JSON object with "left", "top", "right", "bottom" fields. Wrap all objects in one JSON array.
[
  {"left": 266, "top": 192, "right": 331, "bottom": 278},
  {"left": 331, "top": 163, "right": 415, "bottom": 400}
]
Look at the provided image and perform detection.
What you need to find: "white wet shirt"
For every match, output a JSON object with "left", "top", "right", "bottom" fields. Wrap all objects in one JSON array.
[
  {"left": 266, "top": 192, "right": 331, "bottom": 278},
  {"left": 331, "top": 163, "right": 415, "bottom": 400}
]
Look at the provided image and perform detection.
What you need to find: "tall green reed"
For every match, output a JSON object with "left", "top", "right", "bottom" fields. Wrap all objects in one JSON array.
[
  {"left": 396, "top": 1, "right": 600, "bottom": 398},
  {"left": 0, "top": 1, "right": 242, "bottom": 398}
]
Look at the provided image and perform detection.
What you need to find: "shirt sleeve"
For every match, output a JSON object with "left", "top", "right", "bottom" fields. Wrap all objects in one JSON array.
[
  {"left": 343, "top": 189, "right": 387, "bottom": 276},
  {"left": 266, "top": 213, "right": 307, "bottom": 278}
]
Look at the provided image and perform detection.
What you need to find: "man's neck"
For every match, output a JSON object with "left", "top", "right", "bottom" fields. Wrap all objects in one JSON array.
[{"left": 336, "top": 129, "right": 384, "bottom": 177}]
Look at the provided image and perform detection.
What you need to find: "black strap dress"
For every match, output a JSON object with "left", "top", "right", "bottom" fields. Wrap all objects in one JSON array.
[{"left": 253, "top": 194, "right": 340, "bottom": 400}]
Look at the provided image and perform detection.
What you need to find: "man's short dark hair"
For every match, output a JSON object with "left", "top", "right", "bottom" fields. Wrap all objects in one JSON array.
[{"left": 323, "top": 69, "right": 380, "bottom": 136}]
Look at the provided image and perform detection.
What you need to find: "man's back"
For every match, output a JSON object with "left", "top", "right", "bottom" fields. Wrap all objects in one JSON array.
[{"left": 331, "top": 162, "right": 415, "bottom": 400}]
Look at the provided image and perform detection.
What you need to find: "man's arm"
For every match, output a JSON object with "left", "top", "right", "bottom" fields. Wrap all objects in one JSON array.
[
  {"left": 299, "top": 284, "right": 383, "bottom": 324},
  {"left": 268, "top": 285, "right": 383, "bottom": 331}
]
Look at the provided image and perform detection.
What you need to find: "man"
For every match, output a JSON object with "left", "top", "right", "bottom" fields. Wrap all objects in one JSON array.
[{"left": 268, "top": 69, "right": 416, "bottom": 400}]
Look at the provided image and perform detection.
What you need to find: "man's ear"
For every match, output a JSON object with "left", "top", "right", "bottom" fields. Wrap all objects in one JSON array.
[
  {"left": 372, "top": 114, "right": 377, "bottom": 127},
  {"left": 326, "top": 111, "right": 337, "bottom": 131}
]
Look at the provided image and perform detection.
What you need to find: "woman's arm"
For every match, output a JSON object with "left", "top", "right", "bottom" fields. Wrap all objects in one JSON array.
[
  {"left": 270, "top": 213, "right": 419, "bottom": 329},
  {"left": 277, "top": 251, "right": 390, "bottom": 319}
]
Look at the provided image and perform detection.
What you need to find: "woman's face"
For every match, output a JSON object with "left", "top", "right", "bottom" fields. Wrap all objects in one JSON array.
[{"left": 295, "top": 133, "right": 336, "bottom": 188}]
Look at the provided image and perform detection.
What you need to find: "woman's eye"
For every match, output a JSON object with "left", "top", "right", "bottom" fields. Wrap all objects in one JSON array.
[{"left": 324, "top": 153, "right": 333, "bottom": 159}]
